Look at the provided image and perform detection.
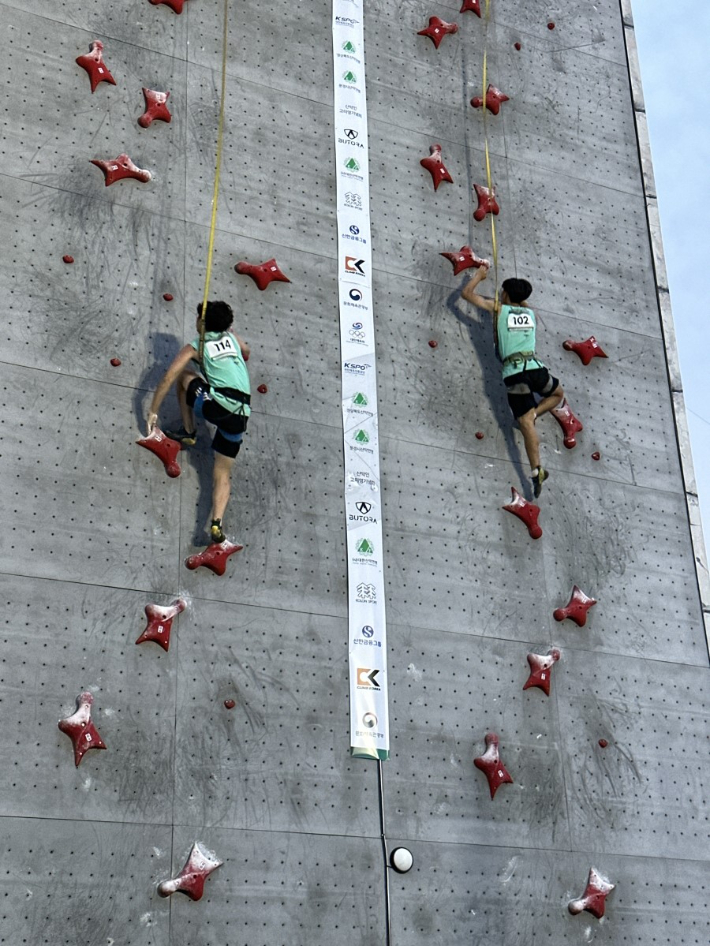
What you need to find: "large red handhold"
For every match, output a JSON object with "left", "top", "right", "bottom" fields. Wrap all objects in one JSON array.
[
  {"left": 523, "top": 649, "right": 561, "bottom": 697},
  {"left": 473, "top": 184, "right": 499, "bottom": 221},
  {"left": 552, "top": 398, "right": 583, "bottom": 449},
  {"left": 138, "top": 88, "right": 172, "bottom": 128},
  {"left": 563, "top": 336, "right": 608, "bottom": 366},
  {"left": 460, "top": 0, "right": 482, "bottom": 15},
  {"left": 234, "top": 259, "right": 290, "bottom": 291},
  {"left": 136, "top": 427, "right": 182, "bottom": 478},
  {"left": 471, "top": 84, "right": 510, "bottom": 116},
  {"left": 149, "top": 0, "right": 188, "bottom": 12},
  {"left": 503, "top": 487, "right": 542, "bottom": 539},
  {"left": 136, "top": 599, "right": 186, "bottom": 652},
  {"left": 186, "top": 540, "right": 243, "bottom": 576},
  {"left": 440, "top": 245, "right": 490, "bottom": 276},
  {"left": 553, "top": 585, "right": 597, "bottom": 627},
  {"left": 58, "top": 692, "right": 107, "bottom": 767},
  {"left": 473, "top": 733, "right": 513, "bottom": 799},
  {"left": 417, "top": 17, "right": 459, "bottom": 49},
  {"left": 76, "top": 40, "right": 116, "bottom": 93},
  {"left": 568, "top": 867, "right": 615, "bottom": 919},
  {"left": 91, "top": 154, "right": 152, "bottom": 187},
  {"left": 420, "top": 144, "right": 454, "bottom": 191},
  {"left": 158, "top": 842, "right": 223, "bottom": 900}
]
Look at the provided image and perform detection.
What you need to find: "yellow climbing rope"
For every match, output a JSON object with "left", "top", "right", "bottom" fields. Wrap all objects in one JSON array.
[{"left": 482, "top": 0, "right": 500, "bottom": 309}]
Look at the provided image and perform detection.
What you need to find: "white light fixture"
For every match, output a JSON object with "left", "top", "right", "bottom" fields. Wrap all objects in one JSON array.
[{"left": 390, "top": 847, "right": 413, "bottom": 873}]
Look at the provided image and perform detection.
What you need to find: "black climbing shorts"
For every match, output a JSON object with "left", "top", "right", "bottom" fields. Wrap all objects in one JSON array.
[
  {"left": 186, "top": 378, "right": 248, "bottom": 459},
  {"left": 504, "top": 366, "right": 560, "bottom": 419}
]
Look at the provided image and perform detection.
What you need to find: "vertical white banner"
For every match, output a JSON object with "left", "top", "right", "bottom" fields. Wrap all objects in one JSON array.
[{"left": 333, "top": 0, "right": 389, "bottom": 760}]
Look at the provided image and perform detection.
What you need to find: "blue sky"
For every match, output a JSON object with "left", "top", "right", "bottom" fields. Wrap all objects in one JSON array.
[{"left": 633, "top": 2, "right": 710, "bottom": 551}]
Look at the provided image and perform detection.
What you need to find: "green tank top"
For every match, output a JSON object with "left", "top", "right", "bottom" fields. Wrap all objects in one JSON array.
[
  {"left": 191, "top": 331, "right": 251, "bottom": 414},
  {"left": 497, "top": 305, "right": 541, "bottom": 378}
]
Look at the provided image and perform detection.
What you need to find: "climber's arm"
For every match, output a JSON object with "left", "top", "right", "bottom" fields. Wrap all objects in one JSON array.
[{"left": 462, "top": 266, "right": 497, "bottom": 314}]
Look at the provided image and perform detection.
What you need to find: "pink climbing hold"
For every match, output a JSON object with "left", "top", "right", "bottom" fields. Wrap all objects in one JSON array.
[
  {"left": 475, "top": 431, "right": 484, "bottom": 440},
  {"left": 136, "top": 598, "right": 186, "bottom": 652},
  {"left": 234, "top": 259, "right": 290, "bottom": 291},
  {"left": 257, "top": 383, "right": 268, "bottom": 394},
  {"left": 420, "top": 144, "right": 454, "bottom": 191},
  {"left": 63, "top": 255, "right": 74, "bottom": 264},
  {"left": 523, "top": 649, "right": 561, "bottom": 697},
  {"left": 568, "top": 867, "right": 615, "bottom": 919},
  {"left": 136, "top": 427, "right": 182, "bottom": 478},
  {"left": 417, "top": 16, "right": 459, "bottom": 49},
  {"left": 591, "top": 451, "right": 601, "bottom": 461},
  {"left": 58, "top": 692, "right": 107, "bottom": 767},
  {"left": 158, "top": 842, "right": 223, "bottom": 900},
  {"left": 440, "top": 245, "right": 490, "bottom": 276},
  {"left": 514, "top": 41, "right": 522, "bottom": 50},
  {"left": 460, "top": 0, "right": 482, "bottom": 16},
  {"left": 138, "top": 88, "right": 172, "bottom": 128},
  {"left": 91, "top": 154, "right": 152, "bottom": 187},
  {"left": 110, "top": 357, "right": 122, "bottom": 367},
  {"left": 473, "top": 733, "right": 513, "bottom": 799},
  {"left": 503, "top": 487, "right": 542, "bottom": 539},
  {"left": 553, "top": 584, "right": 596, "bottom": 627},
  {"left": 563, "top": 336, "right": 608, "bottom": 366},
  {"left": 428, "top": 340, "right": 438, "bottom": 349},
  {"left": 186, "top": 540, "right": 244, "bottom": 576},
  {"left": 150, "top": 0, "right": 189, "bottom": 12},
  {"left": 551, "top": 398, "right": 583, "bottom": 448},
  {"left": 598, "top": 739, "right": 609, "bottom": 749},
  {"left": 224, "top": 699, "right": 236, "bottom": 709},
  {"left": 163, "top": 293, "right": 174, "bottom": 301},
  {"left": 76, "top": 40, "right": 117, "bottom": 94},
  {"left": 473, "top": 184, "right": 499, "bottom": 221},
  {"left": 547, "top": 21, "right": 556, "bottom": 30},
  {"left": 471, "top": 84, "right": 510, "bottom": 116}
]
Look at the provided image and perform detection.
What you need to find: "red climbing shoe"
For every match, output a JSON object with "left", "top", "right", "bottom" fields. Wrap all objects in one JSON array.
[{"left": 532, "top": 467, "right": 549, "bottom": 498}]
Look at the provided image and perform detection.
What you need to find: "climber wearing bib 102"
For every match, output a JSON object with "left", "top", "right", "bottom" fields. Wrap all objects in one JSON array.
[
  {"left": 146, "top": 300, "right": 251, "bottom": 544},
  {"left": 462, "top": 268, "right": 563, "bottom": 498}
]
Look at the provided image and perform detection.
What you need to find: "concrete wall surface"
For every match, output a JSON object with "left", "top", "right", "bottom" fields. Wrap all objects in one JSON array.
[{"left": 0, "top": 0, "right": 707, "bottom": 943}]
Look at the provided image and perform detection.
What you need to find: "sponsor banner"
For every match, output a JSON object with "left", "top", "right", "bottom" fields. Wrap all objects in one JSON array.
[{"left": 333, "top": 0, "right": 389, "bottom": 760}]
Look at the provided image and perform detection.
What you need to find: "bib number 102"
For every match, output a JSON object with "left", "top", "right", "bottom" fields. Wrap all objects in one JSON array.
[{"left": 507, "top": 312, "right": 531, "bottom": 329}]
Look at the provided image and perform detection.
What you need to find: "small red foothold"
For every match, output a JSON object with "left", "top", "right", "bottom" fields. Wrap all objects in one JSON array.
[
  {"left": 551, "top": 398, "right": 583, "bottom": 449},
  {"left": 136, "top": 427, "right": 182, "bottom": 478},
  {"left": 63, "top": 255, "right": 74, "bottom": 264},
  {"left": 158, "top": 842, "right": 223, "bottom": 900},
  {"left": 547, "top": 21, "right": 556, "bottom": 30},
  {"left": 224, "top": 699, "right": 236, "bottom": 709},
  {"left": 471, "top": 84, "right": 510, "bottom": 116},
  {"left": 569, "top": 867, "right": 615, "bottom": 920},
  {"left": 91, "top": 153, "right": 152, "bottom": 187},
  {"left": 460, "top": 0, "right": 482, "bottom": 15},
  {"left": 417, "top": 16, "right": 459, "bottom": 49},
  {"left": 138, "top": 88, "right": 172, "bottom": 128},
  {"left": 420, "top": 144, "right": 454, "bottom": 191},
  {"left": 475, "top": 431, "right": 484, "bottom": 440},
  {"left": 136, "top": 598, "right": 186, "bottom": 652},
  {"left": 514, "top": 41, "right": 522, "bottom": 50},
  {"left": 186, "top": 540, "right": 244, "bottom": 576},
  {"left": 440, "top": 245, "right": 490, "bottom": 276},
  {"left": 523, "top": 648, "right": 561, "bottom": 697},
  {"left": 257, "top": 383, "right": 268, "bottom": 394},
  {"left": 591, "top": 451, "right": 601, "bottom": 461},
  {"left": 598, "top": 739, "right": 608, "bottom": 748},
  {"left": 474, "top": 733, "right": 514, "bottom": 799},
  {"left": 503, "top": 487, "right": 542, "bottom": 539},
  {"left": 562, "top": 336, "right": 608, "bottom": 366},
  {"left": 234, "top": 259, "right": 290, "bottom": 291},
  {"left": 473, "top": 184, "right": 500, "bottom": 221},
  {"left": 76, "top": 40, "right": 117, "bottom": 94},
  {"left": 553, "top": 584, "right": 597, "bottom": 627},
  {"left": 110, "top": 357, "right": 122, "bottom": 367},
  {"left": 149, "top": 0, "right": 189, "bottom": 12},
  {"left": 163, "top": 292, "right": 174, "bottom": 301},
  {"left": 428, "top": 340, "right": 438, "bottom": 349},
  {"left": 58, "top": 692, "right": 107, "bottom": 767}
]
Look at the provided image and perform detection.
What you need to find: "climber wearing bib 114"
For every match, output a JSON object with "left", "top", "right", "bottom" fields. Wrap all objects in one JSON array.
[
  {"left": 462, "top": 268, "right": 563, "bottom": 497},
  {"left": 146, "top": 300, "right": 251, "bottom": 544}
]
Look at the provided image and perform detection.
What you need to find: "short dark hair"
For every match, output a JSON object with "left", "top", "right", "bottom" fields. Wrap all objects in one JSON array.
[
  {"left": 197, "top": 300, "right": 234, "bottom": 333},
  {"left": 502, "top": 278, "right": 532, "bottom": 305}
]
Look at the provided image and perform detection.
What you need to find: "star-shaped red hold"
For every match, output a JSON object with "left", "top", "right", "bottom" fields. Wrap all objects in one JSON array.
[
  {"left": 420, "top": 144, "right": 454, "bottom": 191},
  {"left": 91, "top": 153, "right": 152, "bottom": 187},
  {"left": 460, "top": 0, "right": 482, "bottom": 15},
  {"left": 503, "top": 487, "right": 542, "bottom": 539},
  {"left": 234, "top": 259, "right": 291, "bottom": 291},
  {"left": 186, "top": 540, "right": 244, "bottom": 576},
  {"left": 471, "top": 84, "right": 510, "bottom": 116},
  {"left": 149, "top": 0, "right": 189, "bottom": 12},
  {"left": 473, "top": 184, "right": 499, "bottom": 221},
  {"left": 136, "top": 599, "right": 186, "bottom": 652},
  {"left": 158, "top": 842, "right": 223, "bottom": 900},
  {"left": 440, "top": 245, "right": 490, "bottom": 276},
  {"left": 76, "top": 40, "right": 117, "bottom": 94},
  {"left": 523, "top": 649, "right": 561, "bottom": 697},
  {"left": 417, "top": 17, "right": 459, "bottom": 49},
  {"left": 568, "top": 867, "right": 615, "bottom": 919},
  {"left": 551, "top": 397, "right": 583, "bottom": 449},
  {"left": 137, "top": 427, "right": 182, "bottom": 478},
  {"left": 553, "top": 585, "right": 597, "bottom": 627},
  {"left": 58, "top": 692, "right": 107, "bottom": 767},
  {"left": 563, "top": 336, "right": 608, "bottom": 366},
  {"left": 474, "top": 733, "right": 514, "bottom": 799},
  {"left": 138, "top": 88, "right": 172, "bottom": 128}
]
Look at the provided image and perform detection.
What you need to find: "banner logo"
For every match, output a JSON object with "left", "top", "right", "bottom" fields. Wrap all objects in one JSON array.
[
  {"left": 352, "top": 392, "right": 368, "bottom": 406},
  {"left": 356, "top": 583, "right": 376, "bottom": 602},
  {"left": 356, "top": 501, "right": 372, "bottom": 514},
  {"left": 356, "top": 538, "right": 374, "bottom": 554},
  {"left": 342, "top": 40, "right": 357, "bottom": 52},
  {"left": 345, "top": 192, "right": 362, "bottom": 209},
  {"left": 361, "top": 625, "right": 374, "bottom": 638},
  {"left": 344, "top": 157, "right": 361, "bottom": 172},
  {"left": 353, "top": 429, "right": 369, "bottom": 443},
  {"left": 362, "top": 712, "right": 378, "bottom": 728},
  {"left": 344, "top": 128, "right": 358, "bottom": 139},
  {"left": 345, "top": 256, "right": 366, "bottom": 275},
  {"left": 349, "top": 288, "right": 363, "bottom": 301},
  {"left": 343, "top": 71, "right": 357, "bottom": 83},
  {"left": 357, "top": 667, "right": 380, "bottom": 688}
]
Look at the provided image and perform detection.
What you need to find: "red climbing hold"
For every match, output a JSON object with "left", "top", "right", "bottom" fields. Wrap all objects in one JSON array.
[
  {"left": 473, "top": 184, "right": 499, "bottom": 221},
  {"left": 475, "top": 431, "right": 484, "bottom": 440},
  {"left": 234, "top": 259, "right": 290, "bottom": 291},
  {"left": 163, "top": 293, "right": 174, "bottom": 301},
  {"left": 158, "top": 842, "right": 223, "bottom": 900},
  {"left": 547, "top": 21, "right": 556, "bottom": 30},
  {"left": 440, "top": 245, "right": 490, "bottom": 276},
  {"left": 58, "top": 692, "right": 107, "bottom": 767},
  {"left": 568, "top": 867, "right": 615, "bottom": 919},
  {"left": 523, "top": 649, "right": 561, "bottom": 697},
  {"left": 76, "top": 40, "right": 117, "bottom": 94},
  {"left": 224, "top": 699, "right": 236, "bottom": 709},
  {"left": 136, "top": 427, "right": 182, "bottom": 478},
  {"left": 474, "top": 733, "right": 513, "bottom": 799},
  {"left": 460, "top": 0, "right": 482, "bottom": 15},
  {"left": 138, "top": 88, "right": 172, "bottom": 128},
  {"left": 551, "top": 398, "right": 583, "bottom": 449},
  {"left": 471, "top": 84, "right": 510, "bottom": 116},
  {"left": 428, "top": 340, "right": 438, "bottom": 349},
  {"left": 63, "top": 255, "right": 74, "bottom": 264},
  {"left": 598, "top": 739, "right": 609, "bottom": 749},
  {"left": 257, "top": 383, "right": 268, "bottom": 394},
  {"left": 186, "top": 540, "right": 243, "bottom": 576},
  {"left": 91, "top": 154, "right": 152, "bottom": 187},
  {"left": 136, "top": 599, "right": 186, "bottom": 652},
  {"left": 110, "top": 357, "right": 122, "bottom": 367},
  {"left": 514, "top": 41, "right": 522, "bottom": 50},
  {"left": 563, "top": 336, "right": 608, "bottom": 366},
  {"left": 553, "top": 584, "right": 596, "bottom": 627},
  {"left": 149, "top": 0, "right": 188, "bottom": 12},
  {"left": 503, "top": 487, "right": 542, "bottom": 539},
  {"left": 417, "top": 16, "right": 459, "bottom": 49},
  {"left": 591, "top": 451, "right": 601, "bottom": 461},
  {"left": 420, "top": 144, "right": 454, "bottom": 191}
]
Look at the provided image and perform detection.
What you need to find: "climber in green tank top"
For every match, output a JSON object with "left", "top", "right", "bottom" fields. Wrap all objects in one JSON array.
[{"left": 462, "top": 267, "right": 564, "bottom": 497}]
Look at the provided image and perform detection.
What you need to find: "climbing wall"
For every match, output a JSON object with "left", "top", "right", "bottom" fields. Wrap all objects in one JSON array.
[{"left": 0, "top": 0, "right": 708, "bottom": 943}]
